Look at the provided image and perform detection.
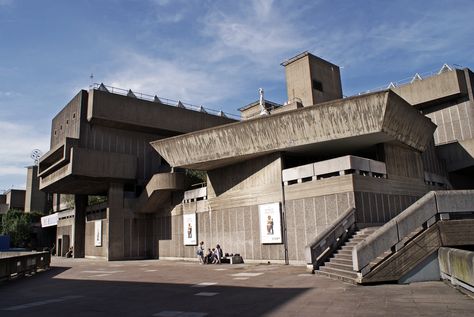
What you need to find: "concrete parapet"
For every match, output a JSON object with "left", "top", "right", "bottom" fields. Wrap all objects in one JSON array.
[
  {"left": 396, "top": 192, "right": 436, "bottom": 238},
  {"left": 439, "top": 247, "right": 474, "bottom": 292},
  {"left": 436, "top": 190, "right": 474, "bottom": 213},
  {"left": 353, "top": 190, "right": 474, "bottom": 272},
  {"left": 283, "top": 155, "right": 387, "bottom": 185},
  {"left": 282, "top": 163, "right": 313, "bottom": 183},
  {"left": 352, "top": 218, "right": 398, "bottom": 272},
  {"left": 184, "top": 187, "right": 207, "bottom": 203}
]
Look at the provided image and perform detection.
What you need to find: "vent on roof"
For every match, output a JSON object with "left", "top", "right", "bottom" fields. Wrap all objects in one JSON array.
[
  {"left": 153, "top": 95, "right": 161, "bottom": 103},
  {"left": 176, "top": 100, "right": 185, "bottom": 108}
]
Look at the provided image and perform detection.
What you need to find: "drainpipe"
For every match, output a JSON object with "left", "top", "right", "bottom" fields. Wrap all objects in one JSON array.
[{"left": 279, "top": 155, "right": 289, "bottom": 265}]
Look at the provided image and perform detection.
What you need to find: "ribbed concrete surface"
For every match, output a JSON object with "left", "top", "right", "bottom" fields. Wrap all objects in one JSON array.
[{"left": 151, "top": 90, "right": 436, "bottom": 170}]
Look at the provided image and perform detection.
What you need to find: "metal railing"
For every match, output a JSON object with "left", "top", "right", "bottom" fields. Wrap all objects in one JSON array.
[
  {"left": 90, "top": 83, "right": 241, "bottom": 120},
  {"left": 305, "top": 207, "right": 356, "bottom": 271}
]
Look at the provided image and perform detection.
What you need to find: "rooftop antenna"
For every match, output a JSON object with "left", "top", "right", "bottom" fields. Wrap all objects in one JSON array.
[
  {"left": 89, "top": 73, "right": 94, "bottom": 87},
  {"left": 30, "top": 149, "right": 42, "bottom": 166},
  {"left": 259, "top": 88, "right": 268, "bottom": 115}
]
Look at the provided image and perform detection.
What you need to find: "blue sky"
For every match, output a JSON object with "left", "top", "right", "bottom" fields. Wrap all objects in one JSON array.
[{"left": 1, "top": 0, "right": 474, "bottom": 190}]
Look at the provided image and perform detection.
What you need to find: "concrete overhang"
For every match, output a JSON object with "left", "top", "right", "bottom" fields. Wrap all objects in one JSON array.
[
  {"left": 436, "top": 138, "right": 474, "bottom": 172},
  {"left": 391, "top": 69, "right": 468, "bottom": 108},
  {"left": 87, "top": 89, "right": 236, "bottom": 136},
  {"left": 151, "top": 90, "right": 436, "bottom": 170},
  {"left": 133, "top": 172, "right": 186, "bottom": 213},
  {"left": 39, "top": 146, "right": 137, "bottom": 194}
]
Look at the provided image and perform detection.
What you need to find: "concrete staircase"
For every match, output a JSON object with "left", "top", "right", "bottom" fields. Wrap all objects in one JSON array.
[{"left": 315, "top": 227, "right": 380, "bottom": 283}]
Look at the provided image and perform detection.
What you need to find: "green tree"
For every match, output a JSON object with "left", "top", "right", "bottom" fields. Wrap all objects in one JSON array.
[{"left": 1, "top": 209, "right": 33, "bottom": 247}]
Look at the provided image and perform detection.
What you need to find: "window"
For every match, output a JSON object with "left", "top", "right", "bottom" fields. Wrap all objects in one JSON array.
[
  {"left": 72, "top": 113, "right": 76, "bottom": 119},
  {"left": 312, "top": 79, "right": 323, "bottom": 92}
]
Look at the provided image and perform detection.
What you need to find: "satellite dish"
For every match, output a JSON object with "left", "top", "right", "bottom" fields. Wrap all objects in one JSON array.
[{"left": 31, "top": 149, "right": 42, "bottom": 166}]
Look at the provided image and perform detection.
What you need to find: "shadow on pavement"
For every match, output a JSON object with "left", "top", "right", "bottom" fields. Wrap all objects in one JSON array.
[{"left": 0, "top": 266, "right": 309, "bottom": 317}]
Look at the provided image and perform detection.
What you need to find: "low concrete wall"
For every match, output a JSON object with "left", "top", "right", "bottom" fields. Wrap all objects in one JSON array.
[{"left": 439, "top": 247, "right": 474, "bottom": 292}]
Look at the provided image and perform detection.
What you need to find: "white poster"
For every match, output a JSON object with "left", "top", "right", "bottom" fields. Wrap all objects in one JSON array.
[
  {"left": 259, "top": 202, "right": 282, "bottom": 244},
  {"left": 183, "top": 213, "right": 197, "bottom": 245},
  {"left": 94, "top": 220, "right": 102, "bottom": 247}
]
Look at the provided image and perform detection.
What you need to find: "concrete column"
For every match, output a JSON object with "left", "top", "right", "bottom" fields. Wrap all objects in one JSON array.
[
  {"left": 108, "top": 183, "right": 125, "bottom": 260},
  {"left": 73, "top": 194, "right": 87, "bottom": 258}
]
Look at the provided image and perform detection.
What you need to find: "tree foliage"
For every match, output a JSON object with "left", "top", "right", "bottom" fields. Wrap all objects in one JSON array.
[{"left": 0, "top": 209, "right": 36, "bottom": 248}]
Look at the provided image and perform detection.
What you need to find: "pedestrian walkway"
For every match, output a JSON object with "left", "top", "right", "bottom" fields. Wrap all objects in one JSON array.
[{"left": 0, "top": 257, "right": 472, "bottom": 316}]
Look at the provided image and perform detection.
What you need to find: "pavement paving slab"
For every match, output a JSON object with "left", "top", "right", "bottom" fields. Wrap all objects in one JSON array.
[{"left": 0, "top": 257, "right": 472, "bottom": 316}]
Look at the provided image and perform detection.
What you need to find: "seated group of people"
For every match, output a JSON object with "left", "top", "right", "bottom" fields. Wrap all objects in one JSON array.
[{"left": 197, "top": 241, "right": 223, "bottom": 264}]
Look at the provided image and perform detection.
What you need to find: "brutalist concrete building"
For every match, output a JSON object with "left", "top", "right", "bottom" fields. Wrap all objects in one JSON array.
[{"left": 39, "top": 52, "right": 474, "bottom": 283}]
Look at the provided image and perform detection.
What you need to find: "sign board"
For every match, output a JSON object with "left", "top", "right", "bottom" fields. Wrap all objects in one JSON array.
[
  {"left": 183, "top": 213, "right": 197, "bottom": 245},
  {"left": 258, "top": 202, "right": 282, "bottom": 244},
  {"left": 94, "top": 220, "right": 102, "bottom": 247},
  {"left": 41, "top": 213, "right": 59, "bottom": 228}
]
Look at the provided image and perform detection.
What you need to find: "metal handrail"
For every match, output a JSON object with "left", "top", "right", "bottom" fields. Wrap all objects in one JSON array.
[
  {"left": 90, "top": 83, "right": 241, "bottom": 120},
  {"left": 305, "top": 207, "right": 356, "bottom": 271}
]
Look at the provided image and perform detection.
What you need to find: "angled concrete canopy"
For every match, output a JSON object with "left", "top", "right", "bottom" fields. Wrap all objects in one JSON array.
[{"left": 151, "top": 90, "right": 436, "bottom": 170}]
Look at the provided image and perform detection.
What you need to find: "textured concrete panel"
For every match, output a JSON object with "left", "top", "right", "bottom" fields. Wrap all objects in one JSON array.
[
  {"left": 397, "top": 192, "right": 436, "bottom": 238},
  {"left": 353, "top": 219, "right": 398, "bottom": 271},
  {"left": 152, "top": 91, "right": 435, "bottom": 170},
  {"left": 435, "top": 190, "right": 474, "bottom": 213}
]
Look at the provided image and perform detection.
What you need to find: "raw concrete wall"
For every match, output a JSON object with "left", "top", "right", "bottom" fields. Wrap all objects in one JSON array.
[
  {"left": 50, "top": 90, "right": 86, "bottom": 148},
  {"left": 383, "top": 143, "right": 424, "bottom": 179},
  {"left": 6, "top": 190, "right": 25, "bottom": 211},
  {"left": 80, "top": 125, "right": 162, "bottom": 184},
  {"left": 25, "top": 166, "right": 48, "bottom": 213},
  {"left": 285, "top": 192, "right": 355, "bottom": 263},
  {"left": 391, "top": 69, "right": 468, "bottom": 108},
  {"left": 426, "top": 99, "right": 474, "bottom": 145},
  {"left": 107, "top": 183, "right": 154, "bottom": 260},
  {"left": 85, "top": 209, "right": 108, "bottom": 258},
  {"left": 87, "top": 89, "right": 235, "bottom": 135},
  {"left": 156, "top": 205, "right": 286, "bottom": 262}
]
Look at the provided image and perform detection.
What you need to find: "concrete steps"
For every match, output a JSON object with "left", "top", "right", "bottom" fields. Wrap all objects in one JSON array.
[{"left": 315, "top": 226, "right": 380, "bottom": 284}]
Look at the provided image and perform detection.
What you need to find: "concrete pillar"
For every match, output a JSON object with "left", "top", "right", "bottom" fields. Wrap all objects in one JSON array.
[
  {"left": 73, "top": 194, "right": 87, "bottom": 258},
  {"left": 108, "top": 183, "right": 125, "bottom": 260}
]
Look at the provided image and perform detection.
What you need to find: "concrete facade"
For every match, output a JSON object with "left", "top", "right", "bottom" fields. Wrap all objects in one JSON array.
[
  {"left": 38, "top": 52, "right": 474, "bottom": 268},
  {"left": 38, "top": 85, "right": 234, "bottom": 260}
]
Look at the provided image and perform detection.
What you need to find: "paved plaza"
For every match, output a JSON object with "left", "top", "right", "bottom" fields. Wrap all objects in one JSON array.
[{"left": 0, "top": 257, "right": 473, "bottom": 316}]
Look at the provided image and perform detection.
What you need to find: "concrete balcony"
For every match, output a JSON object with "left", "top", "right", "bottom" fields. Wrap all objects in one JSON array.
[
  {"left": 391, "top": 69, "right": 468, "bottom": 108},
  {"left": 39, "top": 145, "right": 137, "bottom": 194},
  {"left": 282, "top": 155, "right": 387, "bottom": 185},
  {"left": 151, "top": 90, "right": 435, "bottom": 170}
]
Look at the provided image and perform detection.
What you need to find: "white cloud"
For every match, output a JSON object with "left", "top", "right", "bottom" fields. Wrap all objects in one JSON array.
[
  {"left": 201, "top": 0, "right": 310, "bottom": 67},
  {"left": 104, "top": 51, "right": 241, "bottom": 111},
  {"left": 0, "top": 120, "right": 49, "bottom": 188}
]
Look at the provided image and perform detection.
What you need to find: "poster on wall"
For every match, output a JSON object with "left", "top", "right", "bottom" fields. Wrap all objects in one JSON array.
[
  {"left": 258, "top": 202, "right": 282, "bottom": 244},
  {"left": 183, "top": 213, "right": 197, "bottom": 245},
  {"left": 94, "top": 220, "right": 102, "bottom": 247}
]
